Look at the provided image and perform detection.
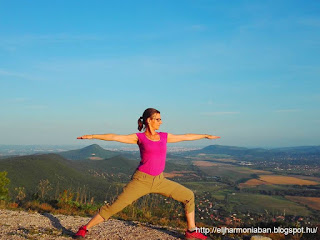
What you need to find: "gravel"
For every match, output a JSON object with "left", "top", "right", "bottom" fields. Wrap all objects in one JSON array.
[{"left": 0, "top": 209, "right": 184, "bottom": 240}]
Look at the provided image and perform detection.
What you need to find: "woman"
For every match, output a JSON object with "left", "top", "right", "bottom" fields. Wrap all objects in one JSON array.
[{"left": 75, "top": 108, "right": 220, "bottom": 240}]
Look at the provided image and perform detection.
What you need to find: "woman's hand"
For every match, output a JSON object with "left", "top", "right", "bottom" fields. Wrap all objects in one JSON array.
[
  {"left": 206, "top": 135, "right": 221, "bottom": 139},
  {"left": 77, "top": 135, "right": 94, "bottom": 140}
]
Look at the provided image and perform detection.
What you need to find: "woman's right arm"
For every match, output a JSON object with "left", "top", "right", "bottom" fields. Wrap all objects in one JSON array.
[{"left": 77, "top": 134, "right": 138, "bottom": 144}]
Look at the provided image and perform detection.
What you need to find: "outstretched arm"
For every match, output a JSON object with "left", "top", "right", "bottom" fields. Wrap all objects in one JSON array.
[
  {"left": 167, "top": 133, "right": 220, "bottom": 143},
  {"left": 77, "top": 133, "right": 138, "bottom": 144}
]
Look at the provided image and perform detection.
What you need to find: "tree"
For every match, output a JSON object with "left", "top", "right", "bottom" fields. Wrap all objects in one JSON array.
[
  {"left": 14, "top": 187, "right": 26, "bottom": 203},
  {"left": 38, "top": 179, "right": 52, "bottom": 200},
  {"left": 0, "top": 171, "right": 10, "bottom": 201}
]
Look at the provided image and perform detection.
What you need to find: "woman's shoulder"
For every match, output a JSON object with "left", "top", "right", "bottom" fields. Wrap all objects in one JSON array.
[
  {"left": 159, "top": 132, "right": 168, "bottom": 138},
  {"left": 135, "top": 132, "right": 144, "bottom": 138}
]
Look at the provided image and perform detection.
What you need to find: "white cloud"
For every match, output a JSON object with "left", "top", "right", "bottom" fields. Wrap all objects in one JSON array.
[
  {"left": 201, "top": 111, "right": 240, "bottom": 116},
  {"left": 274, "top": 109, "right": 300, "bottom": 113}
]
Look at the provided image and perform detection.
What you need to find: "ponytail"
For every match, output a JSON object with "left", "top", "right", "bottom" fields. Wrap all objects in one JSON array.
[{"left": 137, "top": 117, "right": 144, "bottom": 131}]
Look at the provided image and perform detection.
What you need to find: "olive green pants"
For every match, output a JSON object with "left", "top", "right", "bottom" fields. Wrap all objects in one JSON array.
[{"left": 99, "top": 170, "right": 195, "bottom": 220}]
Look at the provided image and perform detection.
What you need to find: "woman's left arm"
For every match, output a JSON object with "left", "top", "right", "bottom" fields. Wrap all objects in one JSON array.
[{"left": 167, "top": 133, "right": 220, "bottom": 143}]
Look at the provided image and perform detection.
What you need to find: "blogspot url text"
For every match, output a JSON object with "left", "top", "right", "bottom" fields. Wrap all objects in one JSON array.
[{"left": 197, "top": 226, "right": 318, "bottom": 236}]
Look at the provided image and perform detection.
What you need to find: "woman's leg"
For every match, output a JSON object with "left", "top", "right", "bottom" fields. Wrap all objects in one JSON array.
[
  {"left": 152, "top": 178, "right": 196, "bottom": 229},
  {"left": 86, "top": 175, "right": 151, "bottom": 229},
  {"left": 186, "top": 210, "right": 196, "bottom": 230},
  {"left": 86, "top": 213, "right": 105, "bottom": 229}
]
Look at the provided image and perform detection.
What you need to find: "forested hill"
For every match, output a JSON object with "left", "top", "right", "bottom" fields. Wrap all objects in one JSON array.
[
  {"left": 58, "top": 144, "right": 119, "bottom": 160},
  {"left": 183, "top": 145, "right": 320, "bottom": 164},
  {"left": 0, "top": 153, "right": 120, "bottom": 202}
]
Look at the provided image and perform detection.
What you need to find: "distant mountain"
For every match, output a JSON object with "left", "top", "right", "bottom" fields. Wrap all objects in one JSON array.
[
  {"left": 270, "top": 146, "right": 320, "bottom": 154},
  {"left": 189, "top": 145, "right": 267, "bottom": 156},
  {"left": 0, "top": 153, "right": 117, "bottom": 202},
  {"left": 189, "top": 144, "right": 320, "bottom": 155},
  {"left": 185, "top": 144, "right": 320, "bottom": 164},
  {"left": 58, "top": 144, "right": 119, "bottom": 160}
]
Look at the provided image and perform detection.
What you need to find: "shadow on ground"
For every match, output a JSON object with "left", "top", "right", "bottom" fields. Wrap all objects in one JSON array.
[{"left": 41, "top": 212, "right": 75, "bottom": 237}]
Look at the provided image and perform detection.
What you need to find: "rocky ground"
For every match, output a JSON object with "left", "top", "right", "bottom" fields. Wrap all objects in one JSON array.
[
  {"left": 0, "top": 209, "right": 185, "bottom": 240},
  {"left": 0, "top": 209, "right": 280, "bottom": 240}
]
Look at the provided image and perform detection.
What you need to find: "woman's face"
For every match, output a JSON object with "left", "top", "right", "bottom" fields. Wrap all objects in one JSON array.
[{"left": 148, "top": 113, "right": 162, "bottom": 130}]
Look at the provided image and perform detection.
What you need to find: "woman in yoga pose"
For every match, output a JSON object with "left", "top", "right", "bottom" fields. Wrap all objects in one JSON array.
[{"left": 75, "top": 108, "right": 220, "bottom": 239}]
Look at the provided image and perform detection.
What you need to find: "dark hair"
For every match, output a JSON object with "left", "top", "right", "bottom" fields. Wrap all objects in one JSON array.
[{"left": 137, "top": 108, "right": 160, "bottom": 131}]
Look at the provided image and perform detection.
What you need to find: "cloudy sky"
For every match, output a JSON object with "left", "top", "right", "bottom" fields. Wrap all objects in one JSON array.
[{"left": 1, "top": 0, "right": 319, "bottom": 147}]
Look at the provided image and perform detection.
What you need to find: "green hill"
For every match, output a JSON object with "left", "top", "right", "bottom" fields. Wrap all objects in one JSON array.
[
  {"left": 72, "top": 155, "right": 139, "bottom": 175},
  {"left": 58, "top": 144, "right": 119, "bottom": 160},
  {"left": 0, "top": 153, "right": 117, "bottom": 202}
]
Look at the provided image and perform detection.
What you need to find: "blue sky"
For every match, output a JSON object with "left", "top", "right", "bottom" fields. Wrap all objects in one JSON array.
[{"left": 1, "top": 0, "right": 319, "bottom": 147}]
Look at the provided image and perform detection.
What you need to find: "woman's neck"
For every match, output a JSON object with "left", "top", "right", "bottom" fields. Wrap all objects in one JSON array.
[{"left": 145, "top": 128, "right": 157, "bottom": 135}]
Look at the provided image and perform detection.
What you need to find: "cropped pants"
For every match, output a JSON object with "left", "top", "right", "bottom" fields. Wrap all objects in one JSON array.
[{"left": 99, "top": 170, "right": 195, "bottom": 220}]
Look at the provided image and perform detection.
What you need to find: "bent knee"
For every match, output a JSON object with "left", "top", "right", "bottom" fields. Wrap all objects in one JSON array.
[{"left": 184, "top": 189, "right": 194, "bottom": 203}]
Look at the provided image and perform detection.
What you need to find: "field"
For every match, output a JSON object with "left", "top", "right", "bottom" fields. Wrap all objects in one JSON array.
[
  {"left": 89, "top": 156, "right": 103, "bottom": 160},
  {"left": 163, "top": 171, "right": 197, "bottom": 178},
  {"left": 290, "top": 175, "right": 320, "bottom": 182},
  {"left": 190, "top": 161, "right": 320, "bottom": 218},
  {"left": 227, "top": 193, "right": 311, "bottom": 216},
  {"left": 193, "top": 161, "right": 270, "bottom": 182},
  {"left": 236, "top": 168, "right": 271, "bottom": 175},
  {"left": 259, "top": 175, "right": 320, "bottom": 185},
  {"left": 285, "top": 196, "right": 320, "bottom": 211},
  {"left": 182, "top": 181, "right": 227, "bottom": 194},
  {"left": 192, "top": 161, "right": 219, "bottom": 167},
  {"left": 238, "top": 179, "right": 270, "bottom": 188},
  {"left": 211, "top": 189, "right": 234, "bottom": 201},
  {"left": 194, "top": 154, "right": 237, "bottom": 162}
]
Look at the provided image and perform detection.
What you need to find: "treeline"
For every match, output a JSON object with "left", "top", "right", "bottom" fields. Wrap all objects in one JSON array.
[
  {"left": 241, "top": 185, "right": 320, "bottom": 197},
  {"left": 0, "top": 171, "right": 189, "bottom": 228}
]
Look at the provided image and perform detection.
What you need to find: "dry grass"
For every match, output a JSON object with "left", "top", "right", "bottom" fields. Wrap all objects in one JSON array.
[
  {"left": 290, "top": 175, "right": 320, "bottom": 182},
  {"left": 239, "top": 179, "right": 270, "bottom": 188},
  {"left": 163, "top": 171, "right": 196, "bottom": 178},
  {"left": 237, "top": 169, "right": 271, "bottom": 174},
  {"left": 192, "top": 161, "right": 219, "bottom": 167},
  {"left": 89, "top": 157, "right": 103, "bottom": 160},
  {"left": 212, "top": 158, "right": 238, "bottom": 163},
  {"left": 259, "top": 175, "right": 319, "bottom": 185},
  {"left": 285, "top": 196, "right": 320, "bottom": 211}
]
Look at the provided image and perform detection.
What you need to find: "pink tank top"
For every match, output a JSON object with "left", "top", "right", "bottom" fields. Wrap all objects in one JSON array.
[{"left": 136, "top": 132, "right": 168, "bottom": 176}]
